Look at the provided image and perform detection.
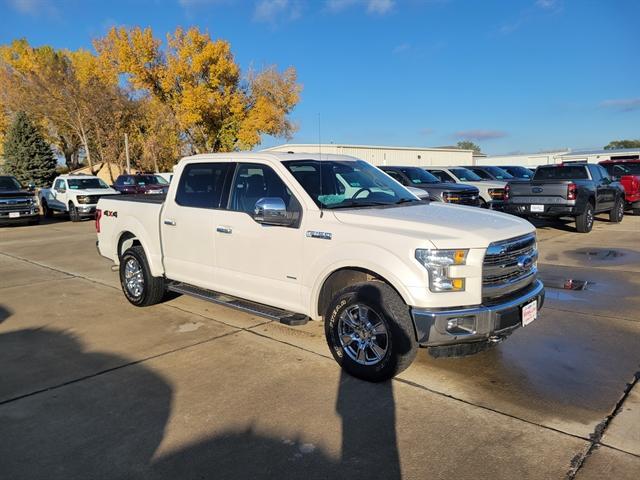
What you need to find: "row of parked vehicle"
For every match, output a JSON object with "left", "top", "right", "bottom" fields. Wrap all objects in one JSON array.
[
  {"left": 0, "top": 173, "right": 171, "bottom": 225},
  {"left": 2, "top": 159, "right": 638, "bottom": 234},
  {"left": 380, "top": 159, "right": 640, "bottom": 234}
]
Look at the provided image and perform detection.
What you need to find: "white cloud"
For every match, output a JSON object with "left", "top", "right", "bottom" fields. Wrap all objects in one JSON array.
[
  {"left": 535, "top": 0, "right": 559, "bottom": 10},
  {"left": 254, "top": 0, "right": 302, "bottom": 24},
  {"left": 326, "top": 0, "right": 395, "bottom": 15},
  {"left": 8, "top": 0, "right": 57, "bottom": 16},
  {"left": 454, "top": 129, "right": 508, "bottom": 141},
  {"left": 392, "top": 42, "right": 410, "bottom": 54},
  {"left": 600, "top": 98, "right": 640, "bottom": 112},
  {"left": 367, "top": 0, "right": 394, "bottom": 14}
]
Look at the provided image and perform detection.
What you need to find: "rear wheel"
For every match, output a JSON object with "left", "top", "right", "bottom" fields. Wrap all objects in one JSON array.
[
  {"left": 325, "top": 281, "right": 417, "bottom": 382},
  {"left": 575, "top": 202, "right": 594, "bottom": 233},
  {"left": 68, "top": 202, "right": 80, "bottom": 222},
  {"left": 609, "top": 197, "right": 624, "bottom": 223},
  {"left": 119, "top": 245, "right": 165, "bottom": 307}
]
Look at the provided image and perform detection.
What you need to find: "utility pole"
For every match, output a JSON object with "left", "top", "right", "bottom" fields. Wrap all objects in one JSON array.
[{"left": 125, "top": 133, "right": 131, "bottom": 174}]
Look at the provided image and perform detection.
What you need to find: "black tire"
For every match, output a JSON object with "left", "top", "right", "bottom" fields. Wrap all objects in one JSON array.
[
  {"left": 609, "top": 197, "right": 624, "bottom": 223},
  {"left": 41, "top": 200, "right": 53, "bottom": 218},
  {"left": 479, "top": 197, "right": 488, "bottom": 208},
  {"left": 325, "top": 281, "right": 418, "bottom": 382},
  {"left": 633, "top": 208, "right": 640, "bottom": 216},
  {"left": 575, "top": 202, "right": 594, "bottom": 233},
  {"left": 68, "top": 202, "right": 80, "bottom": 222},
  {"left": 119, "top": 245, "right": 165, "bottom": 307}
]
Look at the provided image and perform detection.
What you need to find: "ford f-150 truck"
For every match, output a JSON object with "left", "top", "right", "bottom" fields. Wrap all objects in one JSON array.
[
  {"left": 96, "top": 153, "right": 544, "bottom": 382},
  {"left": 39, "top": 174, "right": 120, "bottom": 221},
  {"left": 0, "top": 175, "right": 39, "bottom": 225},
  {"left": 599, "top": 159, "right": 640, "bottom": 215},
  {"left": 503, "top": 163, "right": 625, "bottom": 233},
  {"left": 424, "top": 166, "right": 507, "bottom": 209}
]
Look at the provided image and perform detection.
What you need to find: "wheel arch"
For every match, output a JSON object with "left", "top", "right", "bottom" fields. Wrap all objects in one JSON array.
[{"left": 315, "top": 266, "right": 411, "bottom": 320}]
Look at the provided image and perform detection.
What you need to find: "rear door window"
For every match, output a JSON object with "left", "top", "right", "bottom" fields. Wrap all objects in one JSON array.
[
  {"left": 428, "top": 169, "right": 456, "bottom": 183},
  {"left": 175, "top": 163, "right": 233, "bottom": 209}
]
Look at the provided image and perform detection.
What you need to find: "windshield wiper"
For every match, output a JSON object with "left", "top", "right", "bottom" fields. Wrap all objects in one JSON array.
[{"left": 323, "top": 200, "right": 392, "bottom": 209}]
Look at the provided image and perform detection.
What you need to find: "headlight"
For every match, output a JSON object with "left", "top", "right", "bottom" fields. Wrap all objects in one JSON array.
[
  {"left": 415, "top": 249, "right": 468, "bottom": 292},
  {"left": 442, "top": 192, "right": 461, "bottom": 203},
  {"left": 488, "top": 188, "right": 505, "bottom": 200},
  {"left": 76, "top": 195, "right": 89, "bottom": 204}
]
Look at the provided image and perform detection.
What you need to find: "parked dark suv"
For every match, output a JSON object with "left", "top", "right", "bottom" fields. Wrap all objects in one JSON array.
[
  {"left": 379, "top": 166, "right": 480, "bottom": 206},
  {"left": 113, "top": 174, "right": 169, "bottom": 195},
  {"left": 466, "top": 166, "right": 517, "bottom": 182}
]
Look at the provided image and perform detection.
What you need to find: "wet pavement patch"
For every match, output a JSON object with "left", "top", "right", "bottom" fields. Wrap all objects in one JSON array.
[
  {"left": 565, "top": 248, "right": 640, "bottom": 266},
  {"left": 541, "top": 277, "right": 590, "bottom": 291}
]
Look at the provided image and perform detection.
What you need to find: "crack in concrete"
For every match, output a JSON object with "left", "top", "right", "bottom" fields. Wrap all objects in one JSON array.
[{"left": 565, "top": 370, "right": 640, "bottom": 479}]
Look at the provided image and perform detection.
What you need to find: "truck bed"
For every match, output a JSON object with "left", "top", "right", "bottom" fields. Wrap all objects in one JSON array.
[{"left": 105, "top": 194, "right": 166, "bottom": 204}]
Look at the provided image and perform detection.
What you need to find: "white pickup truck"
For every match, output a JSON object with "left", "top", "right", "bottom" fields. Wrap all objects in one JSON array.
[
  {"left": 40, "top": 174, "right": 120, "bottom": 221},
  {"left": 96, "top": 152, "right": 544, "bottom": 381}
]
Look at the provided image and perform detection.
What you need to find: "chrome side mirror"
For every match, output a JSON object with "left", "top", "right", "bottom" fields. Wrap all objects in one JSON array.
[{"left": 253, "top": 197, "right": 295, "bottom": 226}]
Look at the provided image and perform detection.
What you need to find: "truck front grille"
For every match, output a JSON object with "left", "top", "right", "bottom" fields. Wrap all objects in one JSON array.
[
  {"left": 453, "top": 191, "right": 480, "bottom": 206},
  {"left": 483, "top": 233, "right": 538, "bottom": 299},
  {"left": 0, "top": 198, "right": 32, "bottom": 211}
]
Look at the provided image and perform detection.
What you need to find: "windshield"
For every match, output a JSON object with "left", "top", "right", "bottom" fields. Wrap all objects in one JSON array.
[
  {"left": 450, "top": 168, "right": 483, "bottom": 182},
  {"left": 483, "top": 166, "right": 514, "bottom": 180},
  {"left": 601, "top": 162, "right": 640, "bottom": 178},
  {"left": 67, "top": 178, "right": 110, "bottom": 189},
  {"left": 0, "top": 176, "right": 22, "bottom": 190},
  {"left": 505, "top": 166, "right": 534, "bottom": 179},
  {"left": 399, "top": 168, "right": 440, "bottom": 185},
  {"left": 283, "top": 159, "right": 419, "bottom": 209},
  {"left": 136, "top": 175, "right": 168, "bottom": 185},
  {"left": 534, "top": 166, "right": 588, "bottom": 180}
]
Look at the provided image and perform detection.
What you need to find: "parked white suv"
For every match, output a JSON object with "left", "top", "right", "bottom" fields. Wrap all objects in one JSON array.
[
  {"left": 424, "top": 166, "right": 507, "bottom": 210},
  {"left": 96, "top": 153, "right": 544, "bottom": 381},
  {"left": 40, "top": 175, "right": 120, "bottom": 221}
]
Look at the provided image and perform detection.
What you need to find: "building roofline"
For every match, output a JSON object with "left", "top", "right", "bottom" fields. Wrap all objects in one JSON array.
[{"left": 261, "top": 143, "right": 475, "bottom": 154}]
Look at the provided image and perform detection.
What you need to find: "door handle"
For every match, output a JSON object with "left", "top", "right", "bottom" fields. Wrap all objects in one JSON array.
[
  {"left": 216, "top": 226, "right": 232, "bottom": 234},
  {"left": 164, "top": 219, "right": 176, "bottom": 226}
]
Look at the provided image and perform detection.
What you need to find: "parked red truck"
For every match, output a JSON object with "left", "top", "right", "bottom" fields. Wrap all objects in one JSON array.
[{"left": 599, "top": 159, "right": 640, "bottom": 215}]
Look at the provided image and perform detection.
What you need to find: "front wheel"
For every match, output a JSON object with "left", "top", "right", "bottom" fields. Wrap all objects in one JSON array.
[
  {"left": 575, "top": 202, "right": 594, "bottom": 233},
  {"left": 68, "top": 202, "right": 80, "bottom": 222},
  {"left": 609, "top": 197, "right": 624, "bottom": 223},
  {"left": 325, "top": 281, "right": 418, "bottom": 382},
  {"left": 119, "top": 245, "right": 165, "bottom": 307},
  {"left": 41, "top": 200, "right": 53, "bottom": 218}
]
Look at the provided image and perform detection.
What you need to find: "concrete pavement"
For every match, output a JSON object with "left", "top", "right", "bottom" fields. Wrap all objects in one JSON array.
[{"left": 0, "top": 214, "right": 638, "bottom": 479}]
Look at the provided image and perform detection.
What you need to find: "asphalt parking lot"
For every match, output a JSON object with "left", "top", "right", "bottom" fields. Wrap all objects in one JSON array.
[{"left": 1, "top": 214, "right": 639, "bottom": 479}]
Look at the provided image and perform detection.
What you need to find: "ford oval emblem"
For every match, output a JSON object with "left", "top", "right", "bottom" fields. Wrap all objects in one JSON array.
[
  {"left": 517, "top": 255, "right": 534, "bottom": 271},
  {"left": 532, "top": 187, "right": 543, "bottom": 193}
]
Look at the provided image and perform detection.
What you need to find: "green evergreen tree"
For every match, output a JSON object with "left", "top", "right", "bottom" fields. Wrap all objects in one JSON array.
[{"left": 3, "top": 112, "right": 57, "bottom": 187}]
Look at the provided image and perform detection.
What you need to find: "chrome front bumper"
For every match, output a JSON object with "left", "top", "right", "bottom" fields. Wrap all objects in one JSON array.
[{"left": 411, "top": 280, "right": 545, "bottom": 348}]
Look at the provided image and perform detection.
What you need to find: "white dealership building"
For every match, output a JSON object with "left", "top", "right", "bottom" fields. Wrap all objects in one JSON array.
[
  {"left": 263, "top": 143, "right": 481, "bottom": 167},
  {"left": 264, "top": 144, "right": 639, "bottom": 168}
]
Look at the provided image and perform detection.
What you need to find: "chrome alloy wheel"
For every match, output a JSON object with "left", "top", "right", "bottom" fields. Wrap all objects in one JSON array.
[
  {"left": 586, "top": 207, "right": 594, "bottom": 229},
  {"left": 338, "top": 304, "right": 389, "bottom": 365},
  {"left": 124, "top": 257, "right": 144, "bottom": 298},
  {"left": 617, "top": 201, "right": 624, "bottom": 221}
]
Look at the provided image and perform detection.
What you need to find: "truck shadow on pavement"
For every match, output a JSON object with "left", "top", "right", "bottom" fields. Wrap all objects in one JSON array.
[{"left": 0, "top": 313, "right": 403, "bottom": 479}]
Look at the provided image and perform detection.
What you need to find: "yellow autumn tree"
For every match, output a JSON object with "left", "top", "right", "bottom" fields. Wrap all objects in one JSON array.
[{"left": 95, "top": 26, "right": 301, "bottom": 154}]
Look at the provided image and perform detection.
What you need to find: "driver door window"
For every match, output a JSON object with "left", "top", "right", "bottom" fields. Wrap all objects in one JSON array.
[{"left": 230, "top": 163, "right": 294, "bottom": 214}]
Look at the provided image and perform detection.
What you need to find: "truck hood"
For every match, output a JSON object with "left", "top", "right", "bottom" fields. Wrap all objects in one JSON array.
[
  {"left": 332, "top": 203, "right": 533, "bottom": 249},
  {"left": 0, "top": 189, "right": 35, "bottom": 198},
  {"left": 467, "top": 180, "right": 506, "bottom": 189},
  {"left": 72, "top": 188, "right": 120, "bottom": 195}
]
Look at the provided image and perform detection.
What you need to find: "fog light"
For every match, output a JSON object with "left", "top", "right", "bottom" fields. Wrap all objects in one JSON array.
[{"left": 446, "top": 316, "right": 476, "bottom": 335}]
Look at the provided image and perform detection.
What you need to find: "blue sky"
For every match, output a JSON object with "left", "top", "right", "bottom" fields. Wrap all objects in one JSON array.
[{"left": 1, "top": 0, "right": 638, "bottom": 155}]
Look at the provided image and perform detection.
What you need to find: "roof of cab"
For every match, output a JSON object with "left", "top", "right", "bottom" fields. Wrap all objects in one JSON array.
[{"left": 179, "top": 151, "right": 358, "bottom": 165}]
